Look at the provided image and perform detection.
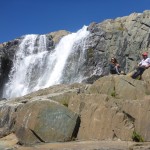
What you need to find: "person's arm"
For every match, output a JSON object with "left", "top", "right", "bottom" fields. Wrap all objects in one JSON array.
[
  {"left": 116, "top": 63, "right": 120, "bottom": 67},
  {"left": 115, "top": 66, "right": 120, "bottom": 74},
  {"left": 138, "top": 61, "right": 142, "bottom": 66},
  {"left": 115, "top": 63, "right": 121, "bottom": 74},
  {"left": 145, "top": 58, "right": 150, "bottom": 69}
]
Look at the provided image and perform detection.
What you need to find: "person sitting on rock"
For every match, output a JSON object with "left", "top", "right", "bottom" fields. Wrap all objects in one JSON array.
[
  {"left": 109, "top": 57, "right": 121, "bottom": 75},
  {"left": 131, "top": 52, "right": 150, "bottom": 79}
]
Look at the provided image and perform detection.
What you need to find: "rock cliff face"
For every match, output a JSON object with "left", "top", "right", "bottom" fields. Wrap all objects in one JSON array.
[
  {"left": 0, "top": 10, "right": 150, "bottom": 147},
  {"left": 85, "top": 10, "right": 150, "bottom": 82}
]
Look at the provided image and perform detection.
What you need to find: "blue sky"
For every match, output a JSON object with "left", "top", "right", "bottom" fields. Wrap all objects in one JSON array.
[{"left": 0, "top": 0, "right": 150, "bottom": 43}]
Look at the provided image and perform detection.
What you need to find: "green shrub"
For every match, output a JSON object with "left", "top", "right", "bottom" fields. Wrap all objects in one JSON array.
[
  {"left": 62, "top": 102, "right": 68, "bottom": 107},
  {"left": 117, "top": 27, "right": 125, "bottom": 31},
  {"left": 132, "top": 131, "right": 144, "bottom": 142},
  {"left": 111, "top": 87, "right": 116, "bottom": 97},
  {"left": 87, "top": 48, "right": 94, "bottom": 58},
  {"left": 111, "top": 91, "right": 116, "bottom": 97}
]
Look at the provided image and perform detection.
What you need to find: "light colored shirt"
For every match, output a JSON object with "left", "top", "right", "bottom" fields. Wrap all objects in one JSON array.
[{"left": 139, "top": 58, "right": 150, "bottom": 67}]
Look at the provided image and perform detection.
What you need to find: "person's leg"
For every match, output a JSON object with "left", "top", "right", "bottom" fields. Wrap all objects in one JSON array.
[
  {"left": 131, "top": 70, "right": 140, "bottom": 79},
  {"left": 131, "top": 67, "right": 145, "bottom": 79}
]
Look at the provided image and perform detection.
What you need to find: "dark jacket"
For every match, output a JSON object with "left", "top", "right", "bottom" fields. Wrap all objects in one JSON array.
[{"left": 109, "top": 63, "right": 120, "bottom": 74}]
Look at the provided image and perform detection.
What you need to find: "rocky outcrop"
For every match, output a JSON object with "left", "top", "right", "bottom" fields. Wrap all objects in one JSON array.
[
  {"left": 0, "top": 84, "right": 84, "bottom": 145},
  {"left": 69, "top": 93, "right": 134, "bottom": 141},
  {"left": 0, "top": 40, "right": 20, "bottom": 96},
  {"left": 48, "top": 30, "right": 70, "bottom": 45},
  {"left": 87, "top": 75, "right": 148, "bottom": 100},
  {"left": 0, "top": 70, "right": 150, "bottom": 145},
  {"left": 67, "top": 70, "right": 150, "bottom": 142},
  {"left": 15, "top": 100, "right": 79, "bottom": 145},
  {"left": 84, "top": 10, "right": 150, "bottom": 82}
]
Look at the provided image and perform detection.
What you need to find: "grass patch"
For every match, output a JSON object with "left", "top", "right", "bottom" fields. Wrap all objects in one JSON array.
[
  {"left": 111, "top": 91, "right": 116, "bottom": 97},
  {"left": 87, "top": 48, "right": 94, "bottom": 58},
  {"left": 117, "top": 27, "right": 125, "bottom": 31},
  {"left": 62, "top": 102, "right": 68, "bottom": 107},
  {"left": 132, "top": 131, "right": 144, "bottom": 142},
  {"left": 111, "top": 87, "right": 116, "bottom": 97}
]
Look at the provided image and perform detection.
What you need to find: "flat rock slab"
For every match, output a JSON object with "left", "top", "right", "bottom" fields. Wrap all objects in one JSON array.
[
  {"left": 0, "top": 140, "right": 144, "bottom": 150},
  {"left": 0, "top": 134, "right": 150, "bottom": 150}
]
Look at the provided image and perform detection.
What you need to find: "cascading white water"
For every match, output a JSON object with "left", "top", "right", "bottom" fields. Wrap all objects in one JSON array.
[{"left": 3, "top": 26, "right": 89, "bottom": 99}]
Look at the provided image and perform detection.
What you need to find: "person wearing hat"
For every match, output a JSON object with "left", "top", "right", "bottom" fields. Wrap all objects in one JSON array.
[{"left": 131, "top": 52, "right": 150, "bottom": 79}]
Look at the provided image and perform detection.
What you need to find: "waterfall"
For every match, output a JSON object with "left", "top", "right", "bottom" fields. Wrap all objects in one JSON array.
[{"left": 2, "top": 26, "right": 89, "bottom": 99}]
